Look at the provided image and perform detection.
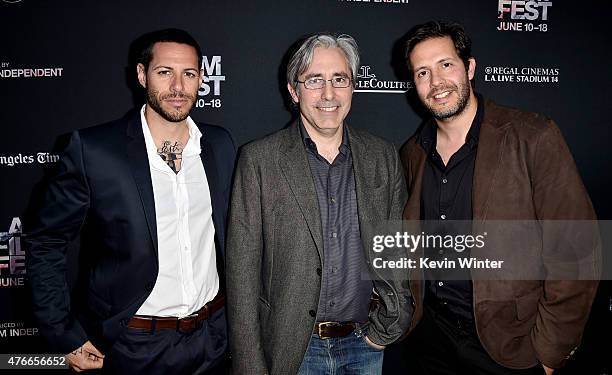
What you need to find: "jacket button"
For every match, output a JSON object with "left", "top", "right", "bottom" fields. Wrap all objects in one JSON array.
[
  {"left": 316, "top": 268, "right": 322, "bottom": 276},
  {"left": 309, "top": 310, "right": 316, "bottom": 317}
]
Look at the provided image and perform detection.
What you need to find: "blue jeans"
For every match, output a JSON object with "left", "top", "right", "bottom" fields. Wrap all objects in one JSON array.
[{"left": 297, "top": 325, "right": 384, "bottom": 375}]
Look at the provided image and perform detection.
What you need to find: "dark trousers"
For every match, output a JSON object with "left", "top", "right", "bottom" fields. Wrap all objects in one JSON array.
[
  {"left": 101, "top": 306, "right": 228, "bottom": 375},
  {"left": 403, "top": 304, "right": 545, "bottom": 375}
]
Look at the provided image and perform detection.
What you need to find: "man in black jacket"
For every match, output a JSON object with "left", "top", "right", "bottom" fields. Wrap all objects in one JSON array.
[{"left": 25, "top": 28, "right": 235, "bottom": 374}]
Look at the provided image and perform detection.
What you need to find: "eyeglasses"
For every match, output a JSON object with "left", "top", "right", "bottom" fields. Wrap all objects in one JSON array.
[{"left": 296, "top": 76, "right": 352, "bottom": 90}]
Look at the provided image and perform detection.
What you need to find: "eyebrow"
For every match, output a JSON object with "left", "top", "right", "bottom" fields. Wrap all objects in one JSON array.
[
  {"left": 152, "top": 66, "right": 173, "bottom": 71},
  {"left": 414, "top": 57, "right": 455, "bottom": 71},
  {"left": 152, "top": 66, "right": 199, "bottom": 72}
]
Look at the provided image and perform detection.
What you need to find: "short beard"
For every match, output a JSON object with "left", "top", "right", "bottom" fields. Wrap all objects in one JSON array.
[
  {"left": 426, "top": 79, "right": 471, "bottom": 120},
  {"left": 146, "top": 89, "right": 195, "bottom": 123}
]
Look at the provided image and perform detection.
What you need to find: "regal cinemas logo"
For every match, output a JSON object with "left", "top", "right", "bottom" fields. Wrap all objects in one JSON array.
[
  {"left": 0, "top": 218, "right": 26, "bottom": 288},
  {"left": 0, "top": 61, "right": 63, "bottom": 79},
  {"left": 196, "top": 55, "right": 225, "bottom": 109},
  {"left": 483, "top": 66, "right": 559, "bottom": 84},
  {"left": 355, "top": 66, "right": 411, "bottom": 94},
  {"left": 497, "top": 0, "right": 552, "bottom": 32}
]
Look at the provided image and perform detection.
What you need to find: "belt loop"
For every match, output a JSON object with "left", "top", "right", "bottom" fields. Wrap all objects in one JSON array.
[{"left": 203, "top": 304, "right": 210, "bottom": 320}]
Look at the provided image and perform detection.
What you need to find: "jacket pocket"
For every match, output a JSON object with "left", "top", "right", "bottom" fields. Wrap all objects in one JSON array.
[
  {"left": 258, "top": 296, "right": 272, "bottom": 322},
  {"left": 258, "top": 296, "right": 273, "bottom": 345},
  {"left": 515, "top": 288, "right": 541, "bottom": 321}
]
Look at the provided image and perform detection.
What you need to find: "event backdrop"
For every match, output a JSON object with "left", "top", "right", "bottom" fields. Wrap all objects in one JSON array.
[{"left": 1, "top": 0, "right": 610, "bottom": 374}]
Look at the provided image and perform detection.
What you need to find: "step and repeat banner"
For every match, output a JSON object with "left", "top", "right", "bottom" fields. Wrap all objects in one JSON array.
[{"left": 1, "top": 0, "right": 610, "bottom": 373}]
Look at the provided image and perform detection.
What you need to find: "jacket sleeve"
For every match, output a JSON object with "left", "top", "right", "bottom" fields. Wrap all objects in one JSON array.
[
  {"left": 226, "top": 148, "right": 268, "bottom": 374},
  {"left": 367, "top": 143, "right": 413, "bottom": 346},
  {"left": 530, "top": 120, "right": 599, "bottom": 368},
  {"left": 24, "top": 130, "right": 90, "bottom": 353}
]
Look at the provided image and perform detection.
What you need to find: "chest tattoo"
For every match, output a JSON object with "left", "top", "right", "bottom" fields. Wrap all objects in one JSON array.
[{"left": 157, "top": 140, "right": 184, "bottom": 173}]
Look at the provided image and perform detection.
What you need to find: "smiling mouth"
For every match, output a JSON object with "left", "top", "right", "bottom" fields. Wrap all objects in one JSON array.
[
  {"left": 318, "top": 106, "right": 339, "bottom": 112},
  {"left": 432, "top": 91, "right": 451, "bottom": 99}
]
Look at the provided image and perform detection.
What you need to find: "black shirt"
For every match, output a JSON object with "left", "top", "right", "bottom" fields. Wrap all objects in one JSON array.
[
  {"left": 301, "top": 122, "right": 372, "bottom": 323},
  {"left": 419, "top": 95, "right": 484, "bottom": 323}
]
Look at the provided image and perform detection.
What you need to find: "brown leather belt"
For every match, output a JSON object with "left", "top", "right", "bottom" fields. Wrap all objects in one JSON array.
[
  {"left": 127, "top": 294, "right": 225, "bottom": 333},
  {"left": 313, "top": 321, "right": 358, "bottom": 339}
]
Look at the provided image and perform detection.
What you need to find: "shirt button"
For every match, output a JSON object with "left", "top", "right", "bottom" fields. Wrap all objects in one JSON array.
[
  {"left": 440, "top": 214, "right": 447, "bottom": 220},
  {"left": 332, "top": 267, "right": 338, "bottom": 273},
  {"left": 438, "top": 281, "right": 444, "bottom": 287},
  {"left": 331, "top": 232, "right": 337, "bottom": 238},
  {"left": 442, "top": 178, "right": 448, "bottom": 184},
  {"left": 330, "top": 197, "right": 336, "bottom": 204},
  {"left": 309, "top": 310, "right": 316, "bottom": 317},
  {"left": 329, "top": 301, "right": 335, "bottom": 307}
]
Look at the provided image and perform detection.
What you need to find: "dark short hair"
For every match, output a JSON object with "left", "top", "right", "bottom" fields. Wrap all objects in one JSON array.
[
  {"left": 137, "top": 28, "right": 202, "bottom": 72},
  {"left": 404, "top": 21, "right": 472, "bottom": 72}
]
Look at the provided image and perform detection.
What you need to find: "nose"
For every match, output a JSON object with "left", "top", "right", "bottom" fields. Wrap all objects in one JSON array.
[
  {"left": 429, "top": 68, "right": 443, "bottom": 88},
  {"left": 170, "top": 74, "right": 185, "bottom": 92},
  {"left": 321, "top": 79, "right": 335, "bottom": 100}
]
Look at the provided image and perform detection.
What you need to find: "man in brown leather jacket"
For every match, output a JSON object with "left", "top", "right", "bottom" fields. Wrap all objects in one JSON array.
[{"left": 400, "top": 20, "right": 598, "bottom": 375}]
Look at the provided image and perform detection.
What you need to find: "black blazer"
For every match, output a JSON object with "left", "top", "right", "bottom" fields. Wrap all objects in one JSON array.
[{"left": 25, "top": 110, "right": 236, "bottom": 354}]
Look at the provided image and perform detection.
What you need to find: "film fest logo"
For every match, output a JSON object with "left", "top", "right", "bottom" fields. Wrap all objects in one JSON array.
[
  {"left": 0, "top": 62, "right": 63, "bottom": 79},
  {"left": 196, "top": 55, "right": 225, "bottom": 110},
  {"left": 483, "top": 66, "right": 559, "bottom": 84},
  {"left": 355, "top": 65, "right": 411, "bottom": 94},
  {"left": 0, "top": 218, "right": 26, "bottom": 288},
  {"left": 0, "top": 153, "right": 59, "bottom": 167},
  {"left": 497, "top": 0, "right": 552, "bottom": 32}
]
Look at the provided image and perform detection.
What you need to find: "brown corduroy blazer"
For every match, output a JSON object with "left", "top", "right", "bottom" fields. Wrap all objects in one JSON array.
[{"left": 400, "top": 99, "right": 599, "bottom": 369}]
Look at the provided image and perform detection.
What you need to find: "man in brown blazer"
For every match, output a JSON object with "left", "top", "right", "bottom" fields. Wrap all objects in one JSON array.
[{"left": 400, "top": 21, "right": 599, "bottom": 375}]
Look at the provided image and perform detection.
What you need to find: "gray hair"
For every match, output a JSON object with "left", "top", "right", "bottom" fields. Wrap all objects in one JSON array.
[{"left": 286, "top": 33, "right": 360, "bottom": 92}]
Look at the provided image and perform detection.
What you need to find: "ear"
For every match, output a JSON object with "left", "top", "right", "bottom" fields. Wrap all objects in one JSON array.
[
  {"left": 137, "top": 63, "right": 147, "bottom": 89},
  {"left": 467, "top": 57, "right": 476, "bottom": 81},
  {"left": 287, "top": 82, "right": 299, "bottom": 103}
]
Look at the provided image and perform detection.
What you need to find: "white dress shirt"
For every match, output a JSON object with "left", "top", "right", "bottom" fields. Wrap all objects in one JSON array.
[{"left": 136, "top": 105, "right": 219, "bottom": 318}]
